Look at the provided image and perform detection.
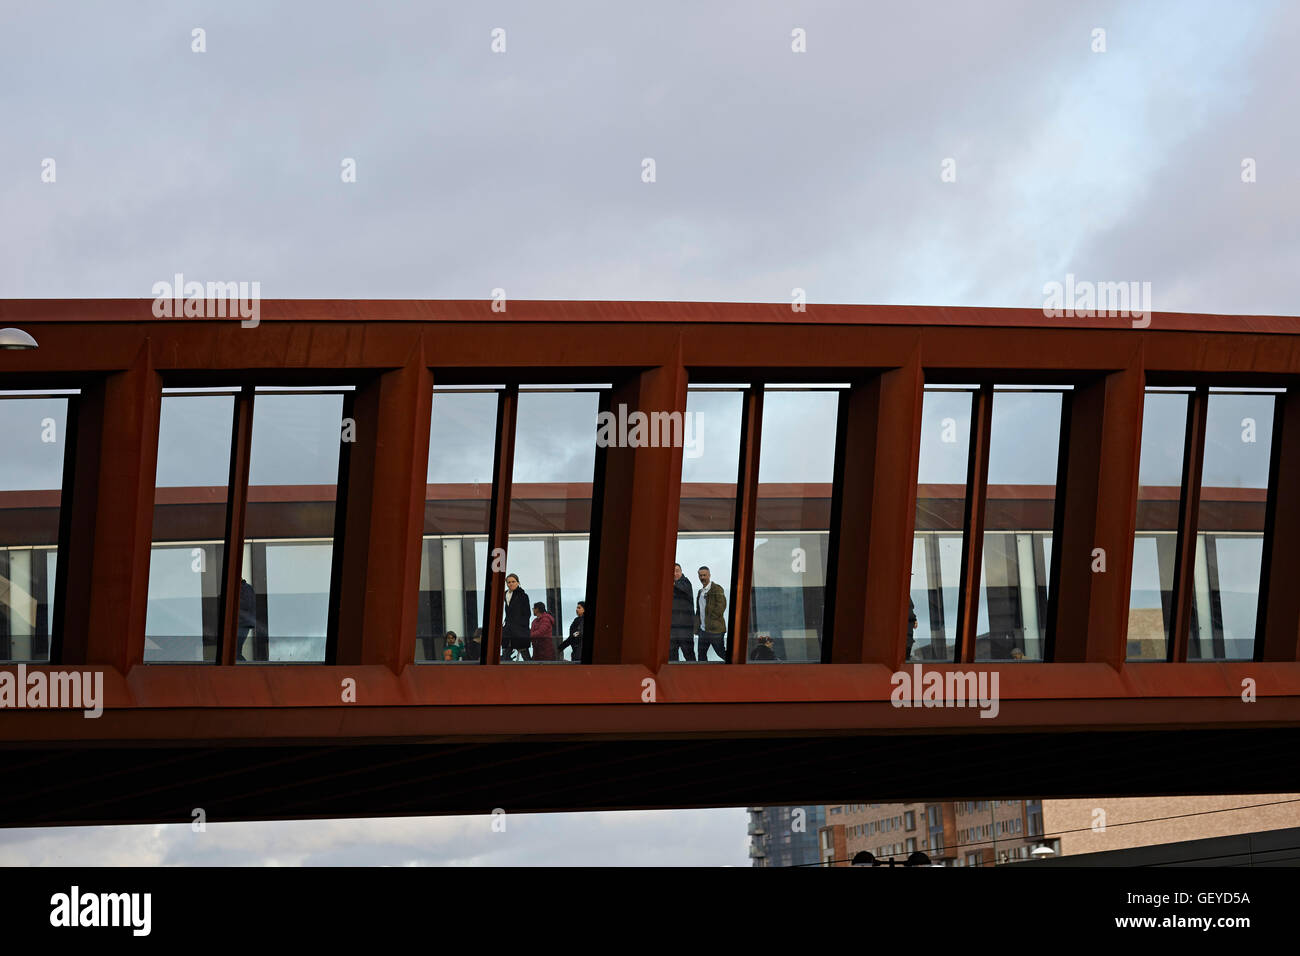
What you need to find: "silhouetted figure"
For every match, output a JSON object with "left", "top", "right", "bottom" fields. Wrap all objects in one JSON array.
[
  {"left": 907, "top": 598, "right": 918, "bottom": 660},
  {"left": 670, "top": 563, "right": 696, "bottom": 661},
  {"left": 695, "top": 565, "right": 727, "bottom": 662},
  {"left": 750, "top": 634, "right": 778, "bottom": 661},
  {"left": 502, "top": 573, "right": 531, "bottom": 660},
  {"left": 559, "top": 600, "right": 586, "bottom": 662},
  {"left": 465, "top": 627, "right": 483, "bottom": 663},
  {"left": 237, "top": 579, "right": 257, "bottom": 662}
]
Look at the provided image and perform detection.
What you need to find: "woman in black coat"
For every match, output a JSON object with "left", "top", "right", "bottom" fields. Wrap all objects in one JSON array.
[{"left": 502, "top": 573, "right": 532, "bottom": 660}]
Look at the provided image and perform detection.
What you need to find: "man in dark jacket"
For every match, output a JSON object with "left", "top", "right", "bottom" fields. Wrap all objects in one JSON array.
[
  {"left": 502, "top": 573, "right": 531, "bottom": 661},
  {"left": 558, "top": 600, "right": 586, "bottom": 663},
  {"left": 670, "top": 564, "right": 696, "bottom": 661}
]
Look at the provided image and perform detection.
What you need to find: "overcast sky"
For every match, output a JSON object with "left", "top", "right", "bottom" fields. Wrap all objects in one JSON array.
[{"left": 2, "top": 0, "right": 1296, "bottom": 865}]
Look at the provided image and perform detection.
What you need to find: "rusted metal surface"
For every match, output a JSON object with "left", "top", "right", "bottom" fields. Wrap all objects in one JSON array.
[{"left": 0, "top": 300, "right": 1298, "bottom": 755}]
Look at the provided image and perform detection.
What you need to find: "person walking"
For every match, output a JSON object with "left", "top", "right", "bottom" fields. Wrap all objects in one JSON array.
[
  {"left": 695, "top": 566, "right": 727, "bottom": 662},
  {"left": 558, "top": 600, "right": 586, "bottom": 662},
  {"left": 502, "top": 573, "right": 532, "bottom": 661},
  {"left": 670, "top": 563, "right": 696, "bottom": 660},
  {"left": 530, "top": 602, "right": 557, "bottom": 661}
]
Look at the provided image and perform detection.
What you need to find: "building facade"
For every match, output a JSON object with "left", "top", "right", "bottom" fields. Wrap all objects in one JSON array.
[{"left": 748, "top": 805, "right": 826, "bottom": 867}]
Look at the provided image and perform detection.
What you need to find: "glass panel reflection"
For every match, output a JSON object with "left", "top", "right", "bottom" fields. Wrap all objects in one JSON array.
[
  {"left": 145, "top": 393, "right": 233, "bottom": 662},
  {"left": 504, "top": 391, "right": 597, "bottom": 663},
  {"left": 237, "top": 391, "right": 344, "bottom": 663},
  {"left": 749, "top": 390, "right": 838, "bottom": 663},
  {"left": 975, "top": 389, "right": 1063, "bottom": 662},
  {"left": 911, "top": 388, "right": 972, "bottom": 662},
  {"left": 673, "top": 389, "right": 742, "bottom": 663},
  {"left": 1126, "top": 391, "right": 1187, "bottom": 661},
  {"left": 1190, "top": 392, "right": 1274, "bottom": 661},
  {"left": 418, "top": 391, "right": 497, "bottom": 663},
  {"left": 0, "top": 394, "right": 68, "bottom": 663}
]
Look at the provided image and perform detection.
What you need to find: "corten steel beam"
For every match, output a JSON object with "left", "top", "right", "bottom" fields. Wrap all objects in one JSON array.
[
  {"left": 53, "top": 378, "right": 105, "bottom": 664},
  {"left": 334, "top": 347, "right": 433, "bottom": 668},
  {"left": 75, "top": 346, "right": 160, "bottom": 670},
  {"left": 590, "top": 359, "right": 688, "bottom": 667},
  {"left": 482, "top": 386, "right": 517, "bottom": 665},
  {"left": 4, "top": 301, "right": 1300, "bottom": 767},
  {"left": 727, "top": 384, "right": 763, "bottom": 665},
  {"left": 1259, "top": 388, "right": 1300, "bottom": 661},
  {"left": 1170, "top": 389, "right": 1208, "bottom": 663},
  {"left": 218, "top": 388, "right": 255, "bottom": 667},
  {"left": 1051, "top": 366, "right": 1144, "bottom": 664},
  {"left": 826, "top": 355, "right": 923, "bottom": 664},
  {"left": 956, "top": 385, "right": 994, "bottom": 663}
]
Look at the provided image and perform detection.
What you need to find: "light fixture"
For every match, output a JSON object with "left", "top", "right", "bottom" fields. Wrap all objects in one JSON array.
[{"left": 0, "top": 328, "right": 38, "bottom": 350}]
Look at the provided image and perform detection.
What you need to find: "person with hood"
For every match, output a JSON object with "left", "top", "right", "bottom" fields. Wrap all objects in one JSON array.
[
  {"left": 502, "top": 573, "right": 531, "bottom": 661},
  {"left": 558, "top": 600, "right": 586, "bottom": 662},
  {"left": 530, "top": 601, "right": 557, "bottom": 661},
  {"left": 669, "top": 563, "right": 696, "bottom": 660}
]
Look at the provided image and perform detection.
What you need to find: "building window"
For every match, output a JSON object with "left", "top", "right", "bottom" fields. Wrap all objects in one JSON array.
[
  {"left": 417, "top": 389, "right": 498, "bottom": 663},
  {"left": 748, "top": 387, "right": 841, "bottom": 663},
  {"left": 0, "top": 389, "right": 75, "bottom": 663},
  {"left": 145, "top": 389, "right": 235, "bottom": 662},
  {"left": 673, "top": 387, "right": 743, "bottom": 663},
  {"left": 503, "top": 387, "right": 601, "bottom": 664}
]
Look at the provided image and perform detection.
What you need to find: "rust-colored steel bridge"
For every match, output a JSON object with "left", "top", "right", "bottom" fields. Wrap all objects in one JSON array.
[{"left": 1, "top": 300, "right": 1299, "bottom": 826}]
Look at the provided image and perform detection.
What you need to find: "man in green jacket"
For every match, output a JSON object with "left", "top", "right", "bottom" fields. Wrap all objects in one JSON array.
[{"left": 695, "top": 566, "right": 728, "bottom": 662}]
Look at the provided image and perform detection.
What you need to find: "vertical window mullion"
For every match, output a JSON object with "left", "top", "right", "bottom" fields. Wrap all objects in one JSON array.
[
  {"left": 729, "top": 384, "right": 764, "bottom": 664},
  {"left": 482, "top": 386, "right": 517, "bottom": 665},
  {"left": 1169, "top": 387, "right": 1208, "bottom": 663},
  {"left": 956, "top": 385, "right": 993, "bottom": 663},
  {"left": 218, "top": 386, "right": 255, "bottom": 667}
]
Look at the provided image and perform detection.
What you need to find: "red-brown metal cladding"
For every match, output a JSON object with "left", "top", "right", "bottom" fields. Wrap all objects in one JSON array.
[
  {"left": 1051, "top": 366, "right": 1144, "bottom": 664},
  {"left": 590, "top": 359, "right": 688, "bottom": 668},
  {"left": 1, "top": 301, "right": 1300, "bottom": 751},
  {"left": 956, "top": 385, "right": 994, "bottom": 663},
  {"left": 334, "top": 345, "right": 432, "bottom": 667},
  {"left": 728, "top": 386, "right": 763, "bottom": 665},
  {"left": 78, "top": 346, "right": 159, "bottom": 671},
  {"left": 53, "top": 378, "right": 106, "bottom": 664},
  {"left": 1259, "top": 387, "right": 1300, "bottom": 661}
]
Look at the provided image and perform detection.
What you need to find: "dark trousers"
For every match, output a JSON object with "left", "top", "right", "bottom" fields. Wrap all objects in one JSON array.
[
  {"left": 697, "top": 631, "right": 726, "bottom": 662},
  {"left": 669, "top": 635, "right": 696, "bottom": 661}
]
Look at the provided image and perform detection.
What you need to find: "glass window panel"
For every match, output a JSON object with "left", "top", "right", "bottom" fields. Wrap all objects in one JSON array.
[
  {"left": 0, "top": 395, "right": 69, "bottom": 663},
  {"left": 749, "top": 391, "right": 838, "bottom": 663},
  {"left": 911, "top": 389, "right": 973, "bottom": 662},
  {"left": 237, "top": 391, "right": 344, "bottom": 663},
  {"left": 976, "top": 389, "right": 1062, "bottom": 662},
  {"left": 673, "top": 389, "right": 742, "bottom": 663},
  {"left": 145, "top": 394, "right": 233, "bottom": 663},
  {"left": 1126, "top": 392, "right": 1187, "bottom": 660},
  {"left": 418, "top": 391, "right": 497, "bottom": 663},
  {"left": 1190, "top": 393, "right": 1274, "bottom": 661},
  {"left": 504, "top": 391, "right": 597, "bottom": 663}
]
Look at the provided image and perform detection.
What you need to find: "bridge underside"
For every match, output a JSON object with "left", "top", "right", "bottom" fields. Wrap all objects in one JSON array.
[{"left": 5, "top": 728, "right": 1300, "bottom": 828}]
